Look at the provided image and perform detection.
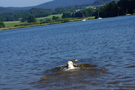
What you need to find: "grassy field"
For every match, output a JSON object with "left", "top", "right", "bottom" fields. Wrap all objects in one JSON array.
[
  {"left": 4, "top": 21, "right": 21, "bottom": 27},
  {"left": 36, "top": 14, "right": 62, "bottom": 21},
  {"left": 1, "top": 15, "right": 95, "bottom": 31},
  {"left": 3, "top": 14, "right": 62, "bottom": 26}
]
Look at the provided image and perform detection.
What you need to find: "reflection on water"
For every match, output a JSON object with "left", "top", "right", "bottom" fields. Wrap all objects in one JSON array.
[{"left": 0, "top": 16, "right": 135, "bottom": 90}]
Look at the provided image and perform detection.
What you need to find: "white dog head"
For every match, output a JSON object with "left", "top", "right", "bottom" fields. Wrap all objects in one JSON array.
[{"left": 67, "top": 61, "right": 75, "bottom": 69}]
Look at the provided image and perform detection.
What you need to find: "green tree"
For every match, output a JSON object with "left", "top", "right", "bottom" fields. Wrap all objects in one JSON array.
[
  {"left": 117, "top": 0, "right": 130, "bottom": 15},
  {"left": 62, "top": 12, "right": 71, "bottom": 18},
  {"left": 21, "top": 17, "right": 27, "bottom": 22},
  {"left": 27, "top": 16, "right": 36, "bottom": 23},
  {"left": 0, "top": 22, "right": 5, "bottom": 28},
  {"left": 97, "top": 1, "right": 118, "bottom": 18},
  {"left": 117, "top": 0, "right": 135, "bottom": 14},
  {"left": 52, "top": 16, "right": 59, "bottom": 20},
  {"left": 75, "top": 11, "right": 83, "bottom": 17}
]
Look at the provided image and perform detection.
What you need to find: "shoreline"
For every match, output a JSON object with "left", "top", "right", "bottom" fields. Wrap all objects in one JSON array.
[
  {"left": 0, "top": 15, "right": 134, "bottom": 31},
  {"left": 0, "top": 17, "right": 95, "bottom": 31}
]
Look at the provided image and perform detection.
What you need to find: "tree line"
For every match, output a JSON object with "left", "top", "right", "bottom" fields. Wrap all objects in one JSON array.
[
  {"left": 0, "top": 22, "right": 5, "bottom": 28},
  {"left": 0, "top": 6, "right": 85, "bottom": 22},
  {"left": 0, "top": 8, "right": 53, "bottom": 21},
  {"left": 21, "top": 16, "right": 37, "bottom": 23},
  {"left": 1, "top": 0, "right": 135, "bottom": 28},
  {"left": 62, "top": 8, "right": 96, "bottom": 18},
  {"left": 1, "top": 0, "right": 135, "bottom": 22},
  {"left": 96, "top": 0, "right": 135, "bottom": 18},
  {"left": 62, "top": 0, "right": 135, "bottom": 19}
]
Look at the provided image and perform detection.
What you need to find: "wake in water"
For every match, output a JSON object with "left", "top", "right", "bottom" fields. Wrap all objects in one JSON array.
[{"left": 40, "top": 59, "right": 108, "bottom": 81}]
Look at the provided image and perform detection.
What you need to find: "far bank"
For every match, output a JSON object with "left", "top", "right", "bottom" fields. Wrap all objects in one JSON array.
[{"left": 0, "top": 16, "right": 95, "bottom": 31}]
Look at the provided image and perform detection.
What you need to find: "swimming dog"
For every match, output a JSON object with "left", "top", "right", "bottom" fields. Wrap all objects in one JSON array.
[{"left": 67, "top": 59, "right": 78, "bottom": 70}]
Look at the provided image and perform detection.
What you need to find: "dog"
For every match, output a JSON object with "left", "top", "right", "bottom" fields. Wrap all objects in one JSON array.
[{"left": 66, "top": 59, "right": 78, "bottom": 70}]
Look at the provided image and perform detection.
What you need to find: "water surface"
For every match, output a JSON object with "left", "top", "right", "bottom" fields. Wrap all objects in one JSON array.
[{"left": 0, "top": 16, "right": 135, "bottom": 90}]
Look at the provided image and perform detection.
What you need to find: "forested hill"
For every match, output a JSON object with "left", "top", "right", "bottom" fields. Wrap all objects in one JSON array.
[
  {"left": 35, "top": 0, "right": 96, "bottom": 9},
  {"left": 8, "top": 0, "right": 112, "bottom": 10},
  {"left": 94, "top": 0, "right": 116, "bottom": 5},
  {"left": 35, "top": 0, "right": 114, "bottom": 9},
  {"left": 0, "top": 7, "right": 14, "bottom": 14}
]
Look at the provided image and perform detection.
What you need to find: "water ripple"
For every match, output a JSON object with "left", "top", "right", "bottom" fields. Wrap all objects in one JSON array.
[{"left": 0, "top": 16, "right": 135, "bottom": 90}]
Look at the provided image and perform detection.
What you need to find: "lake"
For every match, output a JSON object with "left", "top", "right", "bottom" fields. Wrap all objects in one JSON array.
[{"left": 0, "top": 15, "right": 135, "bottom": 90}]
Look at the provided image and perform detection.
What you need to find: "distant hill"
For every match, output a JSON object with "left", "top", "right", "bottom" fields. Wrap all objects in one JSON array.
[
  {"left": 94, "top": 0, "right": 111, "bottom": 5},
  {"left": 94, "top": 0, "right": 118, "bottom": 5},
  {"left": 7, "top": 0, "right": 96, "bottom": 10},
  {"left": 35, "top": 0, "right": 118, "bottom": 9},
  {"left": 7, "top": 0, "right": 114, "bottom": 10},
  {"left": 0, "top": 7, "right": 14, "bottom": 14},
  {"left": 34, "top": 0, "right": 96, "bottom": 9},
  {"left": 1, "top": 0, "right": 114, "bottom": 13}
]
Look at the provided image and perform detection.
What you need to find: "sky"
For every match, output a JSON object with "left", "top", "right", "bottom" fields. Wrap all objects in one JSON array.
[{"left": 0, "top": 0, "right": 53, "bottom": 7}]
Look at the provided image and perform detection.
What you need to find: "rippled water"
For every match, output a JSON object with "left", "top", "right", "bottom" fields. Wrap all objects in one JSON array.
[{"left": 0, "top": 16, "right": 135, "bottom": 90}]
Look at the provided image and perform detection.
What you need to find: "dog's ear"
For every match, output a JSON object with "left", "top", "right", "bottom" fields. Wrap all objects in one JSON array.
[{"left": 66, "top": 64, "right": 68, "bottom": 68}]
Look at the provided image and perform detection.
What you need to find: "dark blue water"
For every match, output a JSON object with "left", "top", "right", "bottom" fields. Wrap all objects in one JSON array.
[{"left": 0, "top": 16, "right": 135, "bottom": 90}]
